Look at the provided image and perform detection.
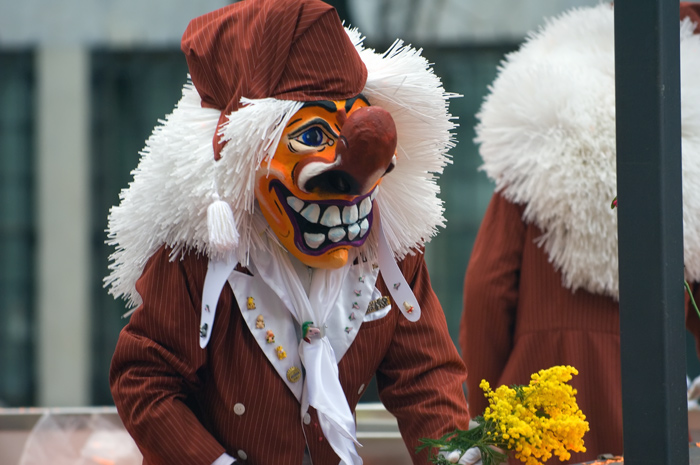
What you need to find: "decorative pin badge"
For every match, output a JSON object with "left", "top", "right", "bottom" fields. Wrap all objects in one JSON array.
[
  {"left": 349, "top": 312, "right": 356, "bottom": 321},
  {"left": 358, "top": 276, "right": 365, "bottom": 283},
  {"left": 204, "top": 304, "right": 210, "bottom": 313},
  {"left": 393, "top": 283, "right": 401, "bottom": 290},
  {"left": 265, "top": 330, "right": 275, "bottom": 344},
  {"left": 302, "top": 321, "right": 321, "bottom": 343},
  {"left": 403, "top": 301, "right": 414, "bottom": 314},
  {"left": 287, "top": 366, "right": 301, "bottom": 383},
  {"left": 352, "top": 302, "right": 360, "bottom": 310},
  {"left": 247, "top": 296, "right": 256, "bottom": 310},
  {"left": 344, "top": 326, "right": 352, "bottom": 334},
  {"left": 354, "top": 290, "right": 362, "bottom": 296},
  {"left": 367, "top": 296, "right": 391, "bottom": 315},
  {"left": 255, "top": 315, "right": 265, "bottom": 329},
  {"left": 276, "top": 346, "right": 287, "bottom": 360},
  {"left": 200, "top": 323, "right": 208, "bottom": 338}
]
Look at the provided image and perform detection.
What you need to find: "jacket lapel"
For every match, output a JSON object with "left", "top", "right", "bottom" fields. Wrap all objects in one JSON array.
[{"left": 228, "top": 270, "right": 304, "bottom": 402}]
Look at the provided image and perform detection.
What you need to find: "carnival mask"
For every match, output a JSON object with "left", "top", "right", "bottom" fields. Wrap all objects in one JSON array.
[{"left": 255, "top": 95, "right": 398, "bottom": 269}]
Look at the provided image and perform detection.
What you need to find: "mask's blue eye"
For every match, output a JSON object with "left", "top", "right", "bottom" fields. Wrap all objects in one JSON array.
[{"left": 300, "top": 127, "right": 325, "bottom": 146}]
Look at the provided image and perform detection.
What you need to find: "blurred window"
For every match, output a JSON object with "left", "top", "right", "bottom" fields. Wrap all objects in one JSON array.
[
  {"left": 90, "top": 50, "right": 188, "bottom": 405},
  {"left": 420, "top": 44, "right": 515, "bottom": 346},
  {"left": 0, "top": 51, "right": 36, "bottom": 407}
]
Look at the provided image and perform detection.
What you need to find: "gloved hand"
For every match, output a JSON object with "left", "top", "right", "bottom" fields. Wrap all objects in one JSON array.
[{"left": 439, "top": 446, "right": 506, "bottom": 465}]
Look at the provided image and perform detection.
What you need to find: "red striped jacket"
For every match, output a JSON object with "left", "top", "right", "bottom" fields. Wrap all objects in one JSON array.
[{"left": 110, "top": 245, "right": 470, "bottom": 465}]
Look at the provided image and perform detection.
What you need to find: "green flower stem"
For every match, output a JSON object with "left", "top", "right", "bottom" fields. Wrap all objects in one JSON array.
[
  {"left": 418, "top": 420, "right": 508, "bottom": 465},
  {"left": 685, "top": 279, "right": 700, "bottom": 320}
]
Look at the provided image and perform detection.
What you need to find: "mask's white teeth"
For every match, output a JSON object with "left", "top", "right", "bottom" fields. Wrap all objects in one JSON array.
[
  {"left": 347, "top": 223, "right": 360, "bottom": 240},
  {"left": 342, "top": 205, "right": 359, "bottom": 224},
  {"left": 300, "top": 204, "right": 320, "bottom": 223},
  {"left": 320, "top": 205, "right": 342, "bottom": 227},
  {"left": 328, "top": 227, "right": 346, "bottom": 243},
  {"left": 359, "top": 197, "right": 372, "bottom": 219},
  {"left": 370, "top": 187, "right": 379, "bottom": 201},
  {"left": 287, "top": 196, "right": 304, "bottom": 213},
  {"left": 304, "top": 232, "right": 325, "bottom": 249},
  {"left": 359, "top": 218, "right": 369, "bottom": 237}
]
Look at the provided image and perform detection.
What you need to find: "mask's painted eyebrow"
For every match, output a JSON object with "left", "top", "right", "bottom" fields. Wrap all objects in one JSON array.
[
  {"left": 301, "top": 100, "right": 338, "bottom": 113},
  {"left": 286, "top": 100, "right": 339, "bottom": 128},
  {"left": 345, "top": 94, "right": 369, "bottom": 113}
]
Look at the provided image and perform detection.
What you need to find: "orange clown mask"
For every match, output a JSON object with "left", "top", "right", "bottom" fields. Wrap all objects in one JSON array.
[{"left": 255, "top": 95, "right": 398, "bottom": 269}]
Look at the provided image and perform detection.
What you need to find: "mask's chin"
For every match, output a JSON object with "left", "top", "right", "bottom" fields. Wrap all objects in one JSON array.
[
  {"left": 263, "top": 180, "right": 378, "bottom": 269},
  {"left": 292, "top": 247, "right": 349, "bottom": 270}
]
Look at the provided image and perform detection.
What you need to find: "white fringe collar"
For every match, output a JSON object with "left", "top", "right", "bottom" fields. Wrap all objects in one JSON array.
[{"left": 476, "top": 4, "right": 700, "bottom": 299}]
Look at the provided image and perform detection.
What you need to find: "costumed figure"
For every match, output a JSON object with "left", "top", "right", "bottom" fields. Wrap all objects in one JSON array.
[
  {"left": 460, "top": 3, "right": 700, "bottom": 464},
  {"left": 106, "top": 1, "right": 472, "bottom": 464}
]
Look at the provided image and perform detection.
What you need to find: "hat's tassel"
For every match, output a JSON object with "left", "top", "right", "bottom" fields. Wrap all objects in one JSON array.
[{"left": 207, "top": 193, "right": 239, "bottom": 256}]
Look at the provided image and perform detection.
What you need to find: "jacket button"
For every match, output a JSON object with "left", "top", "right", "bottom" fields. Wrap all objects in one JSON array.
[
  {"left": 234, "top": 403, "right": 246, "bottom": 415},
  {"left": 303, "top": 413, "right": 311, "bottom": 425},
  {"left": 237, "top": 450, "right": 248, "bottom": 460}
]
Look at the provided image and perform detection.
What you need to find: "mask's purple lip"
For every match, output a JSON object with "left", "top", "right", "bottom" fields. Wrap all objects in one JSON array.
[{"left": 270, "top": 181, "right": 376, "bottom": 256}]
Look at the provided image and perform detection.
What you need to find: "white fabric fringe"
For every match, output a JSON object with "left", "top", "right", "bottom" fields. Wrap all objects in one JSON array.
[{"left": 475, "top": 4, "right": 700, "bottom": 299}]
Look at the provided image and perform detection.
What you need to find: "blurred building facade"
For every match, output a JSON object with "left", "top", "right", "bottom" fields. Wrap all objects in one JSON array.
[{"left": 0, "top": 0, "right": 612, "bottom": 407}]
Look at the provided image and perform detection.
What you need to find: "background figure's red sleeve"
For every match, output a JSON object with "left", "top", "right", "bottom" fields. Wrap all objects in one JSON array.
[
  {"left": 109, "top": 246, "right": 226, "bottom": 465},
  {"left": 375, "top": 251, "right": 472, "bottom": 464},
  {"left": 459, "top": 193, "right": 526, "bottom": 417}
]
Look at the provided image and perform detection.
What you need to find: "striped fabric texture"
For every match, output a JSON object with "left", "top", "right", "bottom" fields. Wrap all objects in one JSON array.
[
  {"left": 460, "top": 193, "right": 700, "bottom": 464},
  {"left": 110, "top": 245, "right": 471, "bottom": 465}
]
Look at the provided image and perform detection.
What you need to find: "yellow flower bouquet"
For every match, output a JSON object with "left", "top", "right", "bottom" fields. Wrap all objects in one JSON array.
[{"left": 418, "top": 365, "right": 590, "bottom": 465}]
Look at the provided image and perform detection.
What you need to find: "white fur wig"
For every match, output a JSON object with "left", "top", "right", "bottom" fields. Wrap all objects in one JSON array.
[
  {"left": 476, "top": 3, "right": 700, "bottom": 299},
  {"left": 105, "top": 29, "right": 457, "bottom": 308}
]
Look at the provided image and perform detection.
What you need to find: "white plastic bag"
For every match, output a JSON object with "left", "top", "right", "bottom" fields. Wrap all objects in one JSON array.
[{"left": 18, "top": 410, "right": 141, "bottom": 465}]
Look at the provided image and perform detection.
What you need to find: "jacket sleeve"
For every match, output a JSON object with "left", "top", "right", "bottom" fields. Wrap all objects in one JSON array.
[
  {"left": 374, "top": 251, "right": 472, "bottom": 464},
  {"left": 459, "top": 192, "right": 526, "bottom": 417},
  {"left": 109, "top": 246, "right": 227, "bottom": 465}
]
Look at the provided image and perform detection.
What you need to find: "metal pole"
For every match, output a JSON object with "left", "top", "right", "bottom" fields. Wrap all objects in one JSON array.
[{"left": 614, "top": 1, "right": 687, "bottom": 464}]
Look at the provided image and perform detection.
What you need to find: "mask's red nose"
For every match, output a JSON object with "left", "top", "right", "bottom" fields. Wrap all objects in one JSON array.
[{"left": 296, "top": 106, "right": 397, "bottom": 195}]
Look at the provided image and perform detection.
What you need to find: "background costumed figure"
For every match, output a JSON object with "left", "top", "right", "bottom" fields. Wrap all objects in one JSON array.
[{"left": 460, "top": 3, "right": 700, "bottom": 463}]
